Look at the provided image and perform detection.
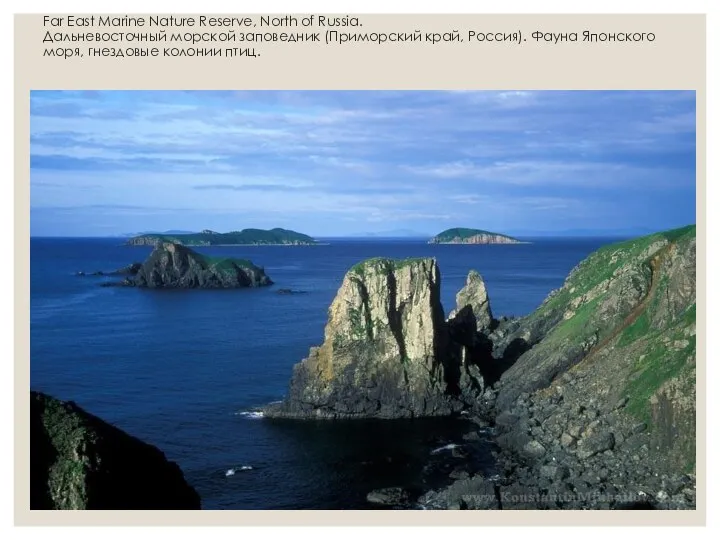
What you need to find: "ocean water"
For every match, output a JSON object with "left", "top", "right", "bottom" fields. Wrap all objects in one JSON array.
[{"left": 29, "top": 236, "right": 618, "bottom": 509}]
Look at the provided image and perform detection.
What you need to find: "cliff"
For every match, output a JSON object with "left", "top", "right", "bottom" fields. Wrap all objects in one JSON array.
[
  {"left": 265, "top": 258, "right": 487, "bottom": 419},
  {"left": 429, "top": 228, "right": 522, "bottom": 245},
  {"left": 421, "top": 224, "right": 697, "bottom": 510},
  {"left": 126, "top": 227, "right": 317, "bottom": 246},
  {"left": 112, "top": 242, "right": 272, "bottom": 289},
  {"left": 30, "top": 391, "right": 201, "bottom": 510}
]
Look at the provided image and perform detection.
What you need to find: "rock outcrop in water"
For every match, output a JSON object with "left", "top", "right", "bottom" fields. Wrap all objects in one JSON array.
[
  {"left": 420, "top": 225, "right": 697, "bottom": 510},
  {"left": 76, "top": 263, "right": 142, "bottom": 277},
  {"left": 30, "top": 391, "right": 201, "bottom": 510},
  {"left": 265, "top": 258, "right": 486, "bottom": 419},
  {"left": 107, "top": 242, "right": 272, "bottom": 289},
  {"left": 429, "top": 228, "right": 522, "bottom": 245}
]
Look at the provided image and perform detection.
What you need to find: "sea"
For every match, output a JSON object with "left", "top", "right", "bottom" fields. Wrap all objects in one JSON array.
[{"left": 29, "top": 236, "right": 620, "bottom": 509}]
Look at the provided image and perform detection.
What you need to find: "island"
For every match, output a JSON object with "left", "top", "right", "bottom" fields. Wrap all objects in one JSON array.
[
  {"left": 102, "top": 242, "right": 272, "bottom": 289},
  {"left": 125, "top": 228, "right": 318, "bottom": 246},
  {"left": 428, "top": 227, "right": 522, "bottom": 244}
]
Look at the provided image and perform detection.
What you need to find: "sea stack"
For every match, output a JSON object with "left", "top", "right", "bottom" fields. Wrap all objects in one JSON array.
[
  {"left": 448, "top": 269, "right": 494, "bottom": 332},
  {"left": 266, "top": 258, "right": 489, "bottom": 419}
]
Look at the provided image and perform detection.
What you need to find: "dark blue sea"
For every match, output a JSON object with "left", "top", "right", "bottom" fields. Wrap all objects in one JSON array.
[{"left": 29, "top": 236, "right": 620, "bottom": 509}]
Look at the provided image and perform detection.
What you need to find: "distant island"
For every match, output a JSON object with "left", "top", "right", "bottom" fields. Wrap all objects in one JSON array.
[
  {"left": 428, "top": 228, "right": 523, "bottom": 245},
  {"left": 125, "top": 228, "right": 318, "bottom": 246}
]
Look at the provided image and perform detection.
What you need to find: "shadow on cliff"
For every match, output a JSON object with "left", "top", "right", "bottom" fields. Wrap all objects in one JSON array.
[
  {"left": 447, "top": 306, "right": 532, "bottom": 391},
  {"left": 491, "top": 336, "right": 532, "bottom": 383}
]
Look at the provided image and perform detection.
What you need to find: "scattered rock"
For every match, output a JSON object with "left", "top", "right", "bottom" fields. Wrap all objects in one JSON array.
[
  {"left": 366, "top": 487, "right": 410, "bottom": 507},
  {"left": 577, "top": 433, "right": 615, "bottom": 460},
  {"left": 539, "top": 464, "right": 569, "bottom": 482},
  {"left": 449, "top": 468, "right": 470, "bottom": 480},
  {"left": 560, "top": 433, "right": 576, "bottom": 448},
  {"left": 276, "top": 288, "right": 308, "bottom": 295},
  {"left": 523, "top": 440, "right": 547, "bottom": 459}
]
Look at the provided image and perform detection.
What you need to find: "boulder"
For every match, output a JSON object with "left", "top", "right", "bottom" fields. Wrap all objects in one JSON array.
[{"left": 366, "top": 487, "right": 411, "bottom": 506}]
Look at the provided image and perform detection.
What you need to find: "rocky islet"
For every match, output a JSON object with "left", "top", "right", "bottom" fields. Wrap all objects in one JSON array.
[
  {"left": 428, "top": 227, "right": 523, "bottom": 245},
  {"left": 87, "top": 241, "right": 273, "bottom": 289}
]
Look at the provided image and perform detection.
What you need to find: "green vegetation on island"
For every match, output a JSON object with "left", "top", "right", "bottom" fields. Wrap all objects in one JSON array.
[
  {"left": 429, "top": 227, "right": 522, "bottom": 244},
  {"left": 99, "top": 242, "right": 272, "bottom": 289},
  {"left": 125, "top": 228, "right": 318, "bottom": 246}
]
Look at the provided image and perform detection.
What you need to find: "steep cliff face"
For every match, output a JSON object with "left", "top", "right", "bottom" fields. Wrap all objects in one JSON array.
[
  {"left": 30, "top": 391, "right": 201, "bottom": 510},
  {"left": 492, "top": 226, "right": 695, "bottom": 415},
  {"left": 266, "top": 258, "right": 487, "bottom": 419},
  {"left": 428, "top": 228, "right": 521, "bottom": 245},
  {"left": 435, "top": 234, "right": 520, "bottom": 245},
  {"left": 127, "top": 242, "right": 272, "bottom": 289}
]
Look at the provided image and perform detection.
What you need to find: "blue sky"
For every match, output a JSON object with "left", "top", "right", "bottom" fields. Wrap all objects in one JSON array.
[{"left": 30, "top": 90, "right": 696, "bottom": 237}]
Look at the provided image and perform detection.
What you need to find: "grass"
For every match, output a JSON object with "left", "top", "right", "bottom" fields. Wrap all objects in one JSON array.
[
  {"left": 551, "top": 295, "right": 603, "bottom": 341},
  {"left": 35, "top": 395, "right": 95, "bottom": 508},
  {"left": 616, "top": 311, "right": 651, "bottom": 347},
  {"left": 531, "top": 226, "right": 695, "bottom": 429},
  {"left": 132, "top": 228, "right": 317, "bottom": 245},
  {"left": 349, "top": 257, "right": 430, "bottom": 277},
  {"left": 202, "top": 254, "right": 256, "bottom": 270},
  {"left": 431, "top": 227, "right": 518, "bottom": 241},
  {"left": 682, "top": 303, "right": 696, "bottom": 325},
  {"left": 530, "top": 229, "right": 664, "bottom": 322},
  {"left": 661, "top": 224, "right": 696, "bottom": 243},
  {"left": 624, "top": 337, "right": 695, "bottom": 424}
]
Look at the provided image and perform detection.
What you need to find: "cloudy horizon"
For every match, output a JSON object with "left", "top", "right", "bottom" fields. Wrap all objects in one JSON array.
[{"left": 30, "top": 90, "right": 696, "bottom": 238}]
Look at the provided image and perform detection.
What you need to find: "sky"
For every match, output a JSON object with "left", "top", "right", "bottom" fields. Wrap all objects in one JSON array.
[{"left": 29, "top": 90, "right": 696, "bottom": 237}]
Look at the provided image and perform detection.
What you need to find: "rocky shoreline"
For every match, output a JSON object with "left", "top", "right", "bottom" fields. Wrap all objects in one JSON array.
[{"left": 268, "top": 225, "right": 697, "bottom": 510}]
